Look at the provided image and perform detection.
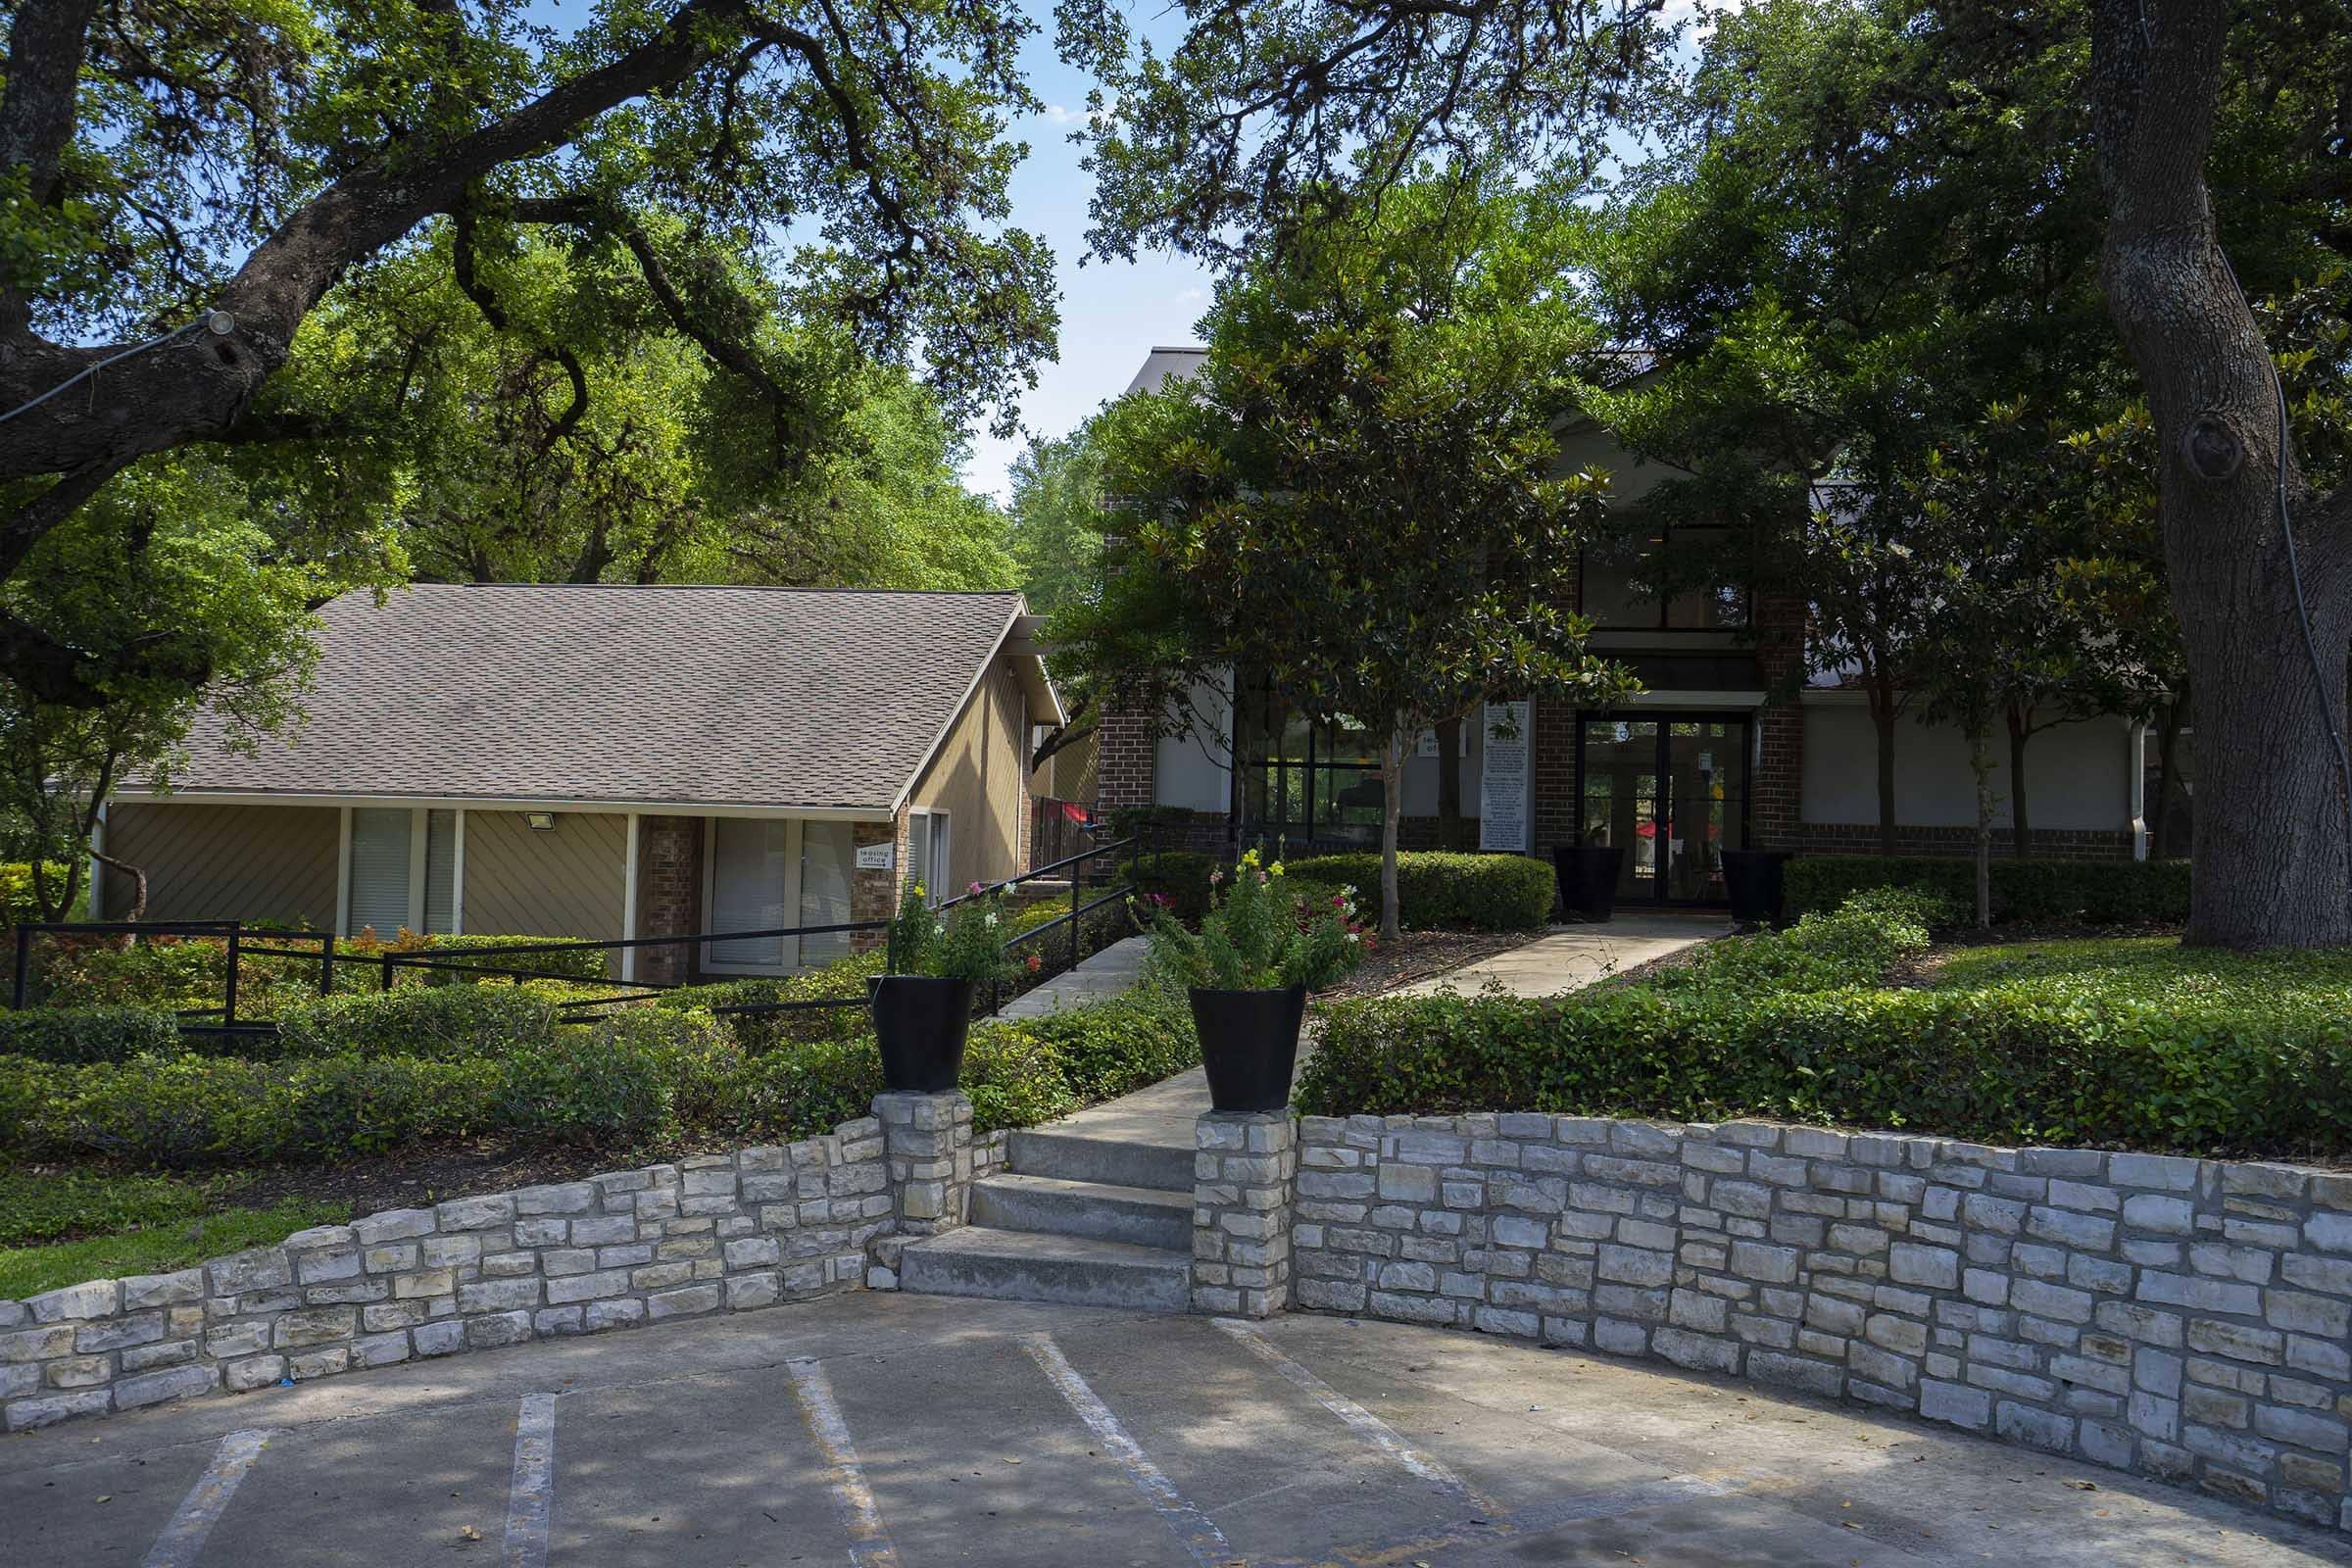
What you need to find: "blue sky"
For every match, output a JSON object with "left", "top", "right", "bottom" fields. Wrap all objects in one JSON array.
[{"left": 956, "top": 16, "right": 1215, "bottom": 502}]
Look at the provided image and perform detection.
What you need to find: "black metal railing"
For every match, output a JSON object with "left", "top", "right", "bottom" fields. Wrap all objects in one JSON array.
[{"left": 6, "top": 837, "right": 1153, "bottom": 1034}]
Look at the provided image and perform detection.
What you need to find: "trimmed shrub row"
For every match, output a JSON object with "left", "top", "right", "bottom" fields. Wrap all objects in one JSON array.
[
  {"left": 1784, "top": 855, "right": 2190, "bottom": 925},
  {"left": 1287, "top": 851, "right": 1555, "bottom": 930},
  {"left": 26, "top": 929, "right": 606, "bottom": 1014},
  {"left": 1296, "top": 893, "right": 2351, "bottom": 1157},
  {"left": 1128, "top": 848, "right": 1555, "bottom": 931},
  {"left": 0, "top": 1005, "right": 180, "bottom": 1065},
  {"left": 0, "top": 987, "right": 1198, "bottom": 1166},
  {"left": 1296, "top": 981, "right": 2352, "bottom": 1158}
]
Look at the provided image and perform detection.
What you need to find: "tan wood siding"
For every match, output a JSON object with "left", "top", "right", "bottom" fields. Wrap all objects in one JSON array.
[
  {"left": 99, "top": 804, "right": 340, "bottom": 928},
  {"left": 462, "top": 810, "right": 628, "bottom": 943},
  {"left": 911, "top": 659, "right": 1030, "bottom": 893}
]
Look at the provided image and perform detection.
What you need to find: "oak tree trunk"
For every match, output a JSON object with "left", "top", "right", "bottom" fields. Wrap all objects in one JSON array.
[
  {"left": 2091, "top": 0, "right": 2352, "bottom": 947},
  {"left": 1969, "top": 719, "right": 1994, "bottom": 930},
  {"left": 2154, "top": 687, "right": 2188, "bottom": 859}
]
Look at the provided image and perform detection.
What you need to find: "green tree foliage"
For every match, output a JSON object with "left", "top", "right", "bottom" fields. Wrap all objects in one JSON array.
[
  {"left": 266, "top": 229, "right": 1015, "bottom": 592},
  {"left": 1004, "top": 430, "right": 1108, "bottom": 620},
  {"left": 1097, "top": 177, "right": 1634, "bottom": 937},
  {"left": 0, "top": 456, "right": 338, "bottom": 920},
  {"left": 0, "top": 0, "right": 1057, "bottom": 701}
]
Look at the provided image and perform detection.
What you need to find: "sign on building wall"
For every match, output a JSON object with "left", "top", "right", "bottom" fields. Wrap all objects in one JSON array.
[
  {"left": 1479, "top": 701, "right": 1531, "bottom": 851},
  {"left": 855, "top": 842, "right": 895, "bottom": 871}
]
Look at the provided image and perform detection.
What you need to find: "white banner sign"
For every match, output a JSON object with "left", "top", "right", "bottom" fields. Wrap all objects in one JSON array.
[
  {"left": 855, "top": 842, "right": 896, "bottom": 871},
  {"left": 1479, "top": 701, "right": 1531, "bottom": 852}
]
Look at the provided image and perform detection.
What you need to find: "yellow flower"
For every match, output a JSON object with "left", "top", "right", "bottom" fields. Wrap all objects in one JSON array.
[
  {"left": 1270, "top": 860, "right": 1285, "bottom": 877},
  {"left": 911, "top": 882, "right": 926, "bottom": 899},
  {"left": 1240, "top": 848, "right": 1261, "bottom": 869}
]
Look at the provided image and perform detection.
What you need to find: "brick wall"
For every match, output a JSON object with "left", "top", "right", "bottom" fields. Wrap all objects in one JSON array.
[
  {"left": 1096, "top": 707, "right": 1158, "bottom": 814},
  {"left": 636, "top": 815, "right": 704, "bottom": 984},
  {"left": 1292, "top": 1112, "right": 2352, "bottom": 1538},
  {"left": 849, "top": 814, "right": 908, "bottom": 955},
  {"left": 1750, "top": 593, "right": 1807, "bottom": 852}
]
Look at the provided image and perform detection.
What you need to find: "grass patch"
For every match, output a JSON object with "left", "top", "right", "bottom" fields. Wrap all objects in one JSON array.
[{"left": 0, "top": 1189, "right": 349, "bottom": 1300}]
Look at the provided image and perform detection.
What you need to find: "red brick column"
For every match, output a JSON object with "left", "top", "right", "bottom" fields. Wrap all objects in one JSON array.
[
  {"left": 1532, "top": 698, "right": 1580, "bottom": 861},
  {"left": 1750, "top": 593, "right": 1807, "bottom": 852},
  {"left": 849, "top": 813, "right": 908, "bottom": 955},
  {"left": 636, "top": 816, "right": 704, "bottom": 984},
  {"left": 1095, "top": 707, "right": 1157, "bottom": 815}
]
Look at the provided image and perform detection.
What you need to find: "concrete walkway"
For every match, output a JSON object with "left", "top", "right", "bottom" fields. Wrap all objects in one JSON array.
[
  {"left": 991, "top": 935, "right": 1151, "bottom": 1020},
  {"left": 9, "top": 1291, "right": 2336, "bottom": 1567},
  {"left": 1028, "top": 914, "right": 1719, "bottom": 1146},
  {"left": 1392, "top": 912, "right": 1718, "bottom": 999}
]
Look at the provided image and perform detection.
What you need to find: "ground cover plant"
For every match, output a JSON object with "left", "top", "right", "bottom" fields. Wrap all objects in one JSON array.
[{"left": 1296, "top": 891, "right": 2352, "bottom": 1159}]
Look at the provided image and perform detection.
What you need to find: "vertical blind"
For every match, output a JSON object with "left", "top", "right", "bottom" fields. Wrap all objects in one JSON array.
[{"left": 347, "top": 808, "right": 412, "bottom": 939}]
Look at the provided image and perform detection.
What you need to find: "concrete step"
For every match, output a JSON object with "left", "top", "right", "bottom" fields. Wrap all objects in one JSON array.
[
  {"left": 897, "top": 1227, "right": 1191, "bottom": 1312},
  {"left": 1008, "top": 1128, "right": 1194, "bottom": 1193},
  {"left": 969, "top": 1173, "right": 1193, "bottom": 1251}
]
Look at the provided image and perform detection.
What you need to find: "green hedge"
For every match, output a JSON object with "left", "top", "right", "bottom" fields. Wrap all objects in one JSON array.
[
  {"left": 25, "top": 930, "right": 607, "bottom": 1014},
  {"left": 1784, "top": 855, "right": 2190, "bottom": 926},
  {"left": 398, "top": 934, "right": 608, "bottom": 985},
  {"left": 1287, "top": 851, "right": 1555, "bottom": 930},
  {"left": 0, "top": 1006, "right": 179, "bottom": 1065},
  {"left": 277, "top": 986, "right": 562, "bottom": 1061},
  {"left": 0, "top": 987, "right": 1199, "bottom": 1166},
  {"left": 654, "top": 953, "right": 881, "bottom": 1052},
  {"left": 1296, "top": 894, "right": 2351, "bottom": 1157}
]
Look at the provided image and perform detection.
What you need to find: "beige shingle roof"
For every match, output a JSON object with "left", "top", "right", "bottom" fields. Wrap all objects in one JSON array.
[{"left": 153, "top": 585, "right": 1033, "bottom": 811}]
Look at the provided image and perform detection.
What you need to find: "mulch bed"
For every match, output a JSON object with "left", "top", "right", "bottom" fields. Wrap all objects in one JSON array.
[{"left": 1312, "top": 928, "right": 1543, "bottom": 1003}]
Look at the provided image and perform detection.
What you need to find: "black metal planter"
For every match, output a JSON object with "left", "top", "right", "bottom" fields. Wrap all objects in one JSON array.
[
  {"left": 1720, "top": 849, "right": 1790, "bottom": 928},
  {"left": 1188, "top": 984, "right": 1308, "bottom": 1113},
  {"left": 868, "top": 975, "right": 976, "bottom": 1093},
  {"left": 1553, "top": 845, "right": 1625, "bottom": 922}
]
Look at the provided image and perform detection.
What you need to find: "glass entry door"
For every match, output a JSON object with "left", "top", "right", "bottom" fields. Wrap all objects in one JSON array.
[{"left": 1577, "top": 716, "right": 1749, "bottom": 905}]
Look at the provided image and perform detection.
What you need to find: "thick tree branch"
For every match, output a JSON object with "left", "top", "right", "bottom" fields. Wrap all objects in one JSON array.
[
  {"left": 0, "top": 0, "right": 104, "bottom": 329},
  {"left": 0, "top": 0, "right": 747, "bottom": 487}
]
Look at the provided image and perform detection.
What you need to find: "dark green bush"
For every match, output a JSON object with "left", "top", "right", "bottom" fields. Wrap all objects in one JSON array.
[
  {"left": 1296, "top": 896, "right": 2352, "bottom": 1157},
  {"left": 657, "top": 952, "right": 880, "bottom": 1052},
  {"left": 1286, "top": 851, "right": 1555, "bottom": 930},
  {"left": 403, "top": 934, "right": 609, "bottom": 985},
  {"left": 0, "top": 982, "right": 1200, "bottom": 1167},
  {"left": 0, "top": 1005, "right": 180, "bottom": 1064},
  {"left": 1124, "top": 849, "right": 1217, "bottom": 923},
  {"left": 278, "top": 985, "right": 561, "bottom": 1061},
  {"left": 1784, "top": 855, "right": 2190, "bottom": 926}
]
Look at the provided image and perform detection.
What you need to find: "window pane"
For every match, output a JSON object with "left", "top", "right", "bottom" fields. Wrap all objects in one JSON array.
[
  {"left": 799, "top": 822, "right": 855, "bottom": 966},
  {"left": 906, "top": 815, "right": 933, "bottom": 903},
  {"left": 348, "top": 808, "right": 412, "bottom": 941},
  {"left": 708, "top": 817, "right": 791, "bottom": 970},
  {"left": 1311, "top": 766, "right": 1384, "bottom": 845}
]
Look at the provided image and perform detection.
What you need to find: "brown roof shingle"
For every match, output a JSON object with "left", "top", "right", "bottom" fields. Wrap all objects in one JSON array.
[{"left": 154, "top": 584, "right": 1029, "bottom": 811}]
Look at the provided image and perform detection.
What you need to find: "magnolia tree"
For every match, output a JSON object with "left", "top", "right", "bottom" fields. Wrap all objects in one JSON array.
[{"left": 1096, "top": 180, "right": 1634, "bottom": 939}]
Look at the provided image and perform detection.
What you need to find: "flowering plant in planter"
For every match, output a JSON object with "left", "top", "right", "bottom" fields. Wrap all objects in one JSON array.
[
  {"left": 1134, "top": 850, "right": 1365, "bottom": 1112},
  {"left": 885, "top": 880, "right": 1022, "bottom": 986},
  {"left": 871, "top": 879, "right": 1021, "bottom": 1094},
  {"left": 1134, "top": 850, "right": 1364, "bottom": 991}
]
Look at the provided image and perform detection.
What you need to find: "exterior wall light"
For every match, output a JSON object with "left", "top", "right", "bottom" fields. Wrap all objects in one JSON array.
[{"left": 525, "top": 812, "right": 557, "bottom": 831}]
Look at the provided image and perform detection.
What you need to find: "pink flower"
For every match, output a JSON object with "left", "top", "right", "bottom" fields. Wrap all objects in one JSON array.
[{"left": 968, "top": 880, "right": 985, "bottom": 896}]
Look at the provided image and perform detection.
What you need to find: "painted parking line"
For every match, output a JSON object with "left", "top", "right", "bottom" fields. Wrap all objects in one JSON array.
[
  {"left": 141, "top": 1427, "right": 273, "bottom": 1568},
  {"left": 786, "top": 1354, "right": 903, "bottom": 1568},
  {"left": 504, "top": 1393, "right": 559, "bottom": 1568},
  {"left": 1257, "top": 1475, "right": 1739, "bottom": 1568},
  {"left": 1022, "top": 1332, "right": 1241, "bottom": 1568},
  {"left": 1212, "top": 1317, "right": 1498, "bottom": 1514}
]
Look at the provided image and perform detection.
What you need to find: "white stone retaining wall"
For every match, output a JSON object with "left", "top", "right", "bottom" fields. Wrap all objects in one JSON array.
[
  {"left": 0, "top": 1115, "right": 892, "bottom": 1434},
  {"left": 1292, "top": 1112, "right": 2352, "bottom": 1536}
]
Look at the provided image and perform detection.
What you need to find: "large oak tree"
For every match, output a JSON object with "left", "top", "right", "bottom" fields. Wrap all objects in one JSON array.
[{"left": 0, "top": 0, "right": 1054, "bottom": 702}]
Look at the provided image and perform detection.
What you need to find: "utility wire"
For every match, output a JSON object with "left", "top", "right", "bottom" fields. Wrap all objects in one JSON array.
[{"left": 0, "top": 312, "right": 231, "bottom": 429}]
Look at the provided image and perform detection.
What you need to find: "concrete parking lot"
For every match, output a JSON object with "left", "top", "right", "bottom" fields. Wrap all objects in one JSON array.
[{"left": 3, "top": 1291, "right": 2343, "bottom": 1567}]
